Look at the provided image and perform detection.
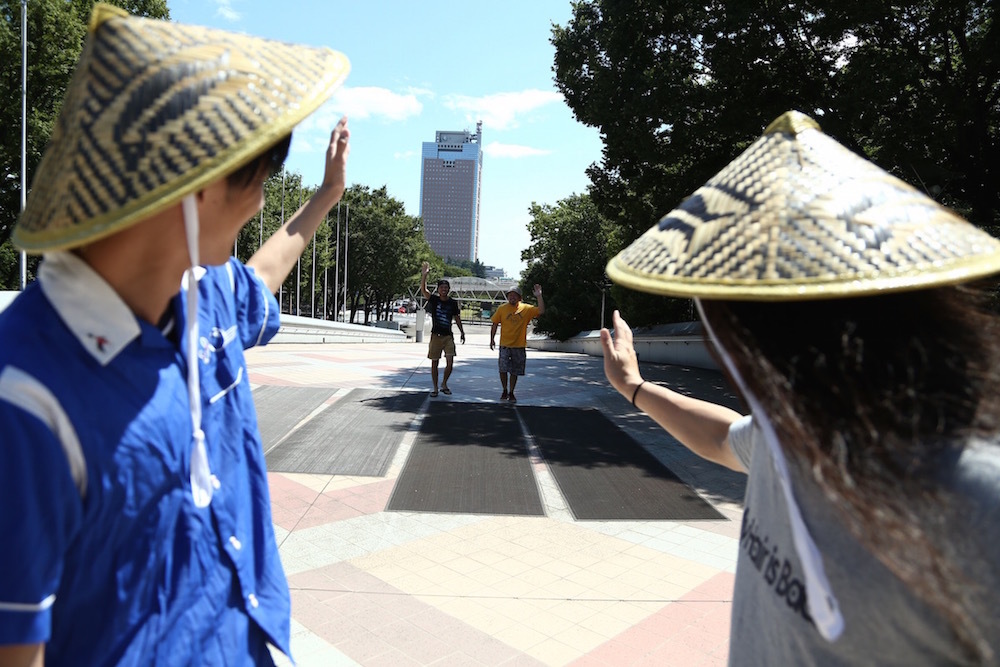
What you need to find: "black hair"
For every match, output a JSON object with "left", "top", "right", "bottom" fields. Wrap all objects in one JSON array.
[
  {"left": 226, "top": 134, "right": 292, "bottom": 189},
  {"left": 437, "top": 280, "right": 450, "bottom": 288},
  {"left": 700, "top": 284, "right": 1000, "bottom": 662}
]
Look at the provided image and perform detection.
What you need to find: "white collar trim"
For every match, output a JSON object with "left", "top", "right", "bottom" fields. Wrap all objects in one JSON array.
[{"left": 39, "top": 252, "right": 141, "bottom": 367}]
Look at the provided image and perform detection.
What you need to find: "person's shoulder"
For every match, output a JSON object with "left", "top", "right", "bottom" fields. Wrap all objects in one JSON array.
[{"left": 0, "top": 286, "right": 59, "bottom": 355}]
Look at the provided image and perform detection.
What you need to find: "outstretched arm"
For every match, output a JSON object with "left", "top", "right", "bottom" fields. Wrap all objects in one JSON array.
[
  {"left": 601, "top": 310, "right": 746, "bottom": 472},
  {"left": 419, "top": 261, "right": 432, "bottom": 300},
  {"left": 248, "top": 117, "right": 349, "bottom": 293},
  {"left": 533, "top": 284, "right": 545, "bottom": 315}
]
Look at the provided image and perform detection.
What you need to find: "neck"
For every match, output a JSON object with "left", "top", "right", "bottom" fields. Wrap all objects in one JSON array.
[{"left": 75, "top": 206, "right": 190, "bottom": 324}]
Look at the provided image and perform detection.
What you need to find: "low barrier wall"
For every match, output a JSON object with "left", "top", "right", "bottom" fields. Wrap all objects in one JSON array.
[
  {"left": 3, "top": 291, "right": 712, "bottom": 363},
  {"left": 273, "top": 314, "right": 406, "bottom": 343},
  {"left": 0, "top": 293, "right": 406, "bottom": 344},
  {"left": 527, "top": 322, "right": 718, "bottom": 371}
]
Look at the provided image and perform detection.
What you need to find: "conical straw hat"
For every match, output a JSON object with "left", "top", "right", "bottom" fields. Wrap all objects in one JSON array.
[
  {"left": 14, "top": 3, "right": 350, "bottom": 252},
  {"left": 606, "top": 111, "right": 1000, "bottom": 300}
]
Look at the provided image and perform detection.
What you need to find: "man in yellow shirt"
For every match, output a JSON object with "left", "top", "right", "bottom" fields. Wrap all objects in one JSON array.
[{"left": 489, "top": 285, "right": 545, "bottom": 403}]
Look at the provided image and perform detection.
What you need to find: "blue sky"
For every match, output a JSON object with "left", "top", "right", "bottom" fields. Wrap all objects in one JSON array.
[{"left": 169, "top": 0, "right": 603, "bottom": 279}]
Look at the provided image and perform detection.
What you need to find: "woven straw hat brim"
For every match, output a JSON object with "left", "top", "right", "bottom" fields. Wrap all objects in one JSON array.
[
  {"left": 14, "top": 4, "right": 350, "bottom": 252},
  {"left": 607, "top": 111, "right": 1000, "bottom": 301}
]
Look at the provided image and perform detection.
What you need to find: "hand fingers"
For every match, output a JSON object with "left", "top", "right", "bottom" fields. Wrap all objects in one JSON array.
[
  {"left": 331, "top": 117, "right": 350, "bottom": 151},
  {"left": 612, "top": 310, "right": 633, "bottom": 347},
  {"left": 599, "top": 328, "right": 614, "bottom": 357}
]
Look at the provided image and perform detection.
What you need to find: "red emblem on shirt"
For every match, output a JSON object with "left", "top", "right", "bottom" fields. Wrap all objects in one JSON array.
[{"left": 89, "top": 333, "right": 110, "bottom": 352}]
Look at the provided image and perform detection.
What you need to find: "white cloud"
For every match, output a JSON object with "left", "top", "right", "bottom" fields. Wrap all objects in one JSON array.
[
  {"left": 483, "top": 142, "right": 551, "bottom": 159},
  {"left": 330, "top": 86, "right": 424, "bottom": 122},
  {"left": 214, "top": 0, "right": 240, "bottom": 22},
  {"left": 289, "top": 88, "right": 424, "bottom": 155},
  {"left": 443, "top": 89, "right": 563, "bottom": 131},
  {"left": 394, "top": 150, "right": 417, "bottom": 160}
]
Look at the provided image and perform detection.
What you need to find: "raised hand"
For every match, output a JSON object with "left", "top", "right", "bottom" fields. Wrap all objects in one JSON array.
[{"left": 600, "top": 310, "right": 643, "bottom": 396}]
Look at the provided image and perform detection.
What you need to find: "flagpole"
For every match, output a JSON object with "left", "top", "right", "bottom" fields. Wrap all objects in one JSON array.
[
  {"left": 278, "top": 167, "right": 285, "bottom": 312},
  {"left": 333, "top": 202, "right": 340, "bottom": 322},
  {"left": 323, "top": 220, "right": 329, "bottom": 320},
  {"left": 310, "top": 221, "right": 317, "bottom": 317},
  {"left": 295, "top": 187, "right": 301, "bottom": 316},
  {"left": 342, "top": 203, "right": 349, "bottom": 322},
  {"left": 20, "top": 0, "right": 28, "bottom": 289}
]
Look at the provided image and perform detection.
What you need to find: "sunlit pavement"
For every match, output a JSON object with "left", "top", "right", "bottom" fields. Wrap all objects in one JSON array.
[{"left": 251, "top": 322, "right": 746, "bottom": 666}]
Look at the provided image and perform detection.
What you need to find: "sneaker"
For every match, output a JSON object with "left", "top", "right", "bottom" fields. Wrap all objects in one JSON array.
[{"left": 500, "top": 391, "right": 508, "bottom": 401}]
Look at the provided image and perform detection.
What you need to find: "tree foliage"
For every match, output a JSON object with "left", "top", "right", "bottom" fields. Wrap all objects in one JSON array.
[
  {"left": 552, "top": 0, "right": 999, "bottom": 325},
  {"left": 0, "top": 0, "right": 168, "bottom": 288},
  {"left": 337, "top": 184, "right": 431, "bottom": 324},
  {"left": 520, "top": 193, "right": 619, "bottom": 340},
  {"left": 234, "top": 177, "right": 432, "bottom": 324},
  {"left": 446, "top": 258, "right": 487, "bottom": 278}
]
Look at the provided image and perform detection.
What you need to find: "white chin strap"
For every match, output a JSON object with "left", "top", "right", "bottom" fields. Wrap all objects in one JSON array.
[
  {"left": 182, "top": 194, "right": 213, "bottom": 509},
  {"left": 696, "top": 299, "right": 843, "bottom": 641}
]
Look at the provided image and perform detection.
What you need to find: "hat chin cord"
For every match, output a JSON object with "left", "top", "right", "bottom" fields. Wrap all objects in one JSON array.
[
  {"left": 696, "top": 299, "right": 843, "bottom": 641},
  {"left": 182, "top": 194, "right": 213, "bottom": 509}
]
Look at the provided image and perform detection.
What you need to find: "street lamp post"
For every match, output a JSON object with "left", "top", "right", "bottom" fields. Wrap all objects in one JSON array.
[{"left": 600, "top": 280, "right": 612, "bottom": 330}]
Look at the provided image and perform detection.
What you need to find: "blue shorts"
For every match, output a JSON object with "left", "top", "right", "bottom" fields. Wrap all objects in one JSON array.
[{"left": 497, "top": 346, "right": 526, "bottom": 375}]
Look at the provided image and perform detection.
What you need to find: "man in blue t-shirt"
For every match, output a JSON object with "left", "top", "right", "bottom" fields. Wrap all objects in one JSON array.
[
  {"left": 0, "top": 7, "right": 351, "bottom": 665},
  {"left": 420, "top": 261, "right": 466, "bottom": 397}
]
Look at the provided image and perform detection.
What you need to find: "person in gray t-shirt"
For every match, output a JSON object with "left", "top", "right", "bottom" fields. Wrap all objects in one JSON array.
[{"left": 600, "top": 111, "right": 1000, "bottom": 665}]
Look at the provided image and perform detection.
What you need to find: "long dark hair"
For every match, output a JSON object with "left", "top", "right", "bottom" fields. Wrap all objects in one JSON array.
[{"left": 700, "top": 284, "right": 1000, "bottom": 662}]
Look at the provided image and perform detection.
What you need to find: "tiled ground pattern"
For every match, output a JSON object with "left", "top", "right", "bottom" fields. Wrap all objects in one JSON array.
[{"left": 249, "top": 324, "right": 746, "bottom": 666}]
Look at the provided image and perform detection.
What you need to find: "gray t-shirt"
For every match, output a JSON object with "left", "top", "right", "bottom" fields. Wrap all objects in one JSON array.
[{"left": 728, "top": 415, "right": 1000, "bottom": 666}]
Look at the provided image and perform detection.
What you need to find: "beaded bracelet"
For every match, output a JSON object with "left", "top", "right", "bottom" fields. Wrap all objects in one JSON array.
[{"left": 631, "top": 380, "right": 647, "bottom": 408}]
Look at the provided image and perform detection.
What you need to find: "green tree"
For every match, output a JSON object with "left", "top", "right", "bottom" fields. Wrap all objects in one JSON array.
[
  {"left": 552, "top": 0, "right": 999, "bottom": 323},
  {"left": 0, "top": 0, "right": 168, "bottom": 288},
  {"left": 447, "top": 258, "right": 487, "bottom": 278},
  {"left": 338, "top": 185, "right": 426, "bottom": 324},
  {"left": 520, "top": 193, "right": 619, "bottom": 340}
]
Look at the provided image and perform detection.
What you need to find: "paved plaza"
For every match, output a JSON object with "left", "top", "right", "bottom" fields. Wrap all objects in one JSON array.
[{"left": 252, "top": 322, "right": 746, "bottom": 666}]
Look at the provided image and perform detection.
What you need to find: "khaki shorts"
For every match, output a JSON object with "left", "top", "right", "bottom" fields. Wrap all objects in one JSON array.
[{"left": 427, "top": 333, "right": 456, "bottom": 360}]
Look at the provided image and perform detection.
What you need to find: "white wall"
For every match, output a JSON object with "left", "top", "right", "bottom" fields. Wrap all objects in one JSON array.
[{"left": 528, "top": 326, "right": 718, "bottom": 370}]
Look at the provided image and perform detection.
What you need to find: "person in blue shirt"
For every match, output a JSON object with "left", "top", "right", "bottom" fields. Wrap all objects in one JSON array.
[{"left": 0, "top": 5, "right": 350, "bottom": 665}]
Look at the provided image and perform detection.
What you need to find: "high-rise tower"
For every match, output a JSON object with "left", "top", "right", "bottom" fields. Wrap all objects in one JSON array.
[{"left": 419, "top": 122, "right": 483, "bottom": 262}]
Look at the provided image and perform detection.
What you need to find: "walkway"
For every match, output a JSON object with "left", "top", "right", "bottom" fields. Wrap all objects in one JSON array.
[{"left": 251, "top": 323, "right": 746, "bottom": 666}]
